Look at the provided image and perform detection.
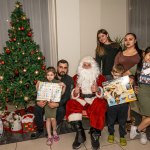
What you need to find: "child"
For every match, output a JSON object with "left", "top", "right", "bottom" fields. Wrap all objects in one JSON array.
[
  {"left": 36, "top": 67, "right": 66, "bottom": 146},
  {"left": 130, "top": 47, "right": 150, "bottom": 144},
  {"left": 107, "top": 64, "right": 128, "bottom": 146}
]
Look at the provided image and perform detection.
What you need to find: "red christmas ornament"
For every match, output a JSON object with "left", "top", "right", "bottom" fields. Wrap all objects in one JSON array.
[
  {"left": 14, "top": 69, "right": 19, "bottom": 77},
  {"left": 42, "top": 56, "right": 45, "bottom": 60},
  {"left": 21, "top": 26, "right": 25, "bottom": 30},
  {"left": 13, "top": 38, "right": 16, "bottom": 42},
  {"left": 31, "top": 50, "right": 35, "bottom": 55},
  {"left": 0, "top": 60, "right": 5, "bottom": 65},
  {"left": 5, "top": 49, "right": 11, "bottom": 54},
  {"left": 41, "top": 65, "right": 46, "bottom": 70},
  {"left": 27, "top": 32, "right": 32, "bottom": 37},
  {"left": 33, "top": 80, "right": 37, "bottom": 85},
  {"left": 5, "top": 97, "right": 9, "bottom": 102},
  {"left": 25, "top": 84, "right": 29, "bottom": 89}
]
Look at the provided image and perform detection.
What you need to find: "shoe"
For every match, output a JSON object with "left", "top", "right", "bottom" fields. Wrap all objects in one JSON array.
[
  {"left": 90, "top": 128, "right": 101, "bottom": 150},
  {"left": 53, "top": 134, "right": 60, "bottom": 142},
  {"left": 130, "top": 125, "right": 139, "bottom": 139},
  {"left": 31, "top": 130, "right": 44, "bottom": 139},
  {"left": 120, "top": 137, "right": 127, "bottom": 146},
  {"left": 140, "top": 132, "right": 147, "bottom": 145},
  {"left": 107, "top": 135, "right": 114, "bottom": 143},
  {"left": 46, "top": 137, "right": 53, "bottom": 146},
  {"left": 126, "top": 120, "right": 132, "bottom": 132}
]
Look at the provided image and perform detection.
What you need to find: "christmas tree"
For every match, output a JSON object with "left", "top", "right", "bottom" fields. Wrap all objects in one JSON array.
[{"left": 0, "top": 1, "right": 46, "bottom": 110}]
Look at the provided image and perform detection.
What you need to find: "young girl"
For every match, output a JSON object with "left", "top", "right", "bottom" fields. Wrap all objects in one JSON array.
[
  {"left": 130, "top": 47, "right": 150, "bottom": 144},
  {"left": 36, "top": 67, "right": 66, "bottom": 146}
]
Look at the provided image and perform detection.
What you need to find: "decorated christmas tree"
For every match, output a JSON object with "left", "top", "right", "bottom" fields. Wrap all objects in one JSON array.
[{"left": 0, "top": 2, "right": 46, "bottom": 110}]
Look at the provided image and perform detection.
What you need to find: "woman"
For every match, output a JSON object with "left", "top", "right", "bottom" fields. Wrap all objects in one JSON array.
[
  {"left": 114, "top": 33, "right": 142, "bottom": 130},
  {"left": 114, "top": 33, "right": 141, "bottom": 76},
  {"left": 95, "top": 29, "right": 121, "bottom": 80},
  {"left": 130, "top": 47, "right": 150, "bottom": 145}
]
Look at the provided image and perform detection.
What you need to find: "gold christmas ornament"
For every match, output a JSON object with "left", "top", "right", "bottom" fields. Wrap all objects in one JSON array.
[
  {"left": 22, "top": 16, "right": 26, "bottom": 20},
  {"left": 37, "top": 57, "right": 41, "bottom": 60},
  {"left": 19, "top": 80, "right": 23, "bottom": 84},
  {"left": 34, "top": 70, "right": 39, "bottom": 75},
  {"left": 24, "top": 96, "right": 29, "bottom": 101},
  {"left": 23, "top": 68, "right": 27, "bottom": 73},
  {"left": 0, "top": 76, "right": 4, "bottom": 80}
]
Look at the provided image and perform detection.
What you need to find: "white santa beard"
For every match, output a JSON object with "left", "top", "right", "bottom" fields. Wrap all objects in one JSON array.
[{"left": 77, "top": 68, "right": 99, "bottom": 94}]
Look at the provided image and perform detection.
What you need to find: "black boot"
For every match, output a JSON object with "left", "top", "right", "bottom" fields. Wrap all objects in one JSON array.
[
  {"left": 90, "top": 127, "right": 101, "bottom": 150},
  {"left": 71, "top": 121, "right": 86, "bottom": 149}
]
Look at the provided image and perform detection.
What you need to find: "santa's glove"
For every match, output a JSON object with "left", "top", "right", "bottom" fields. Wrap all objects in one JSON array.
[{"left": 96, "top": 86, "right": 104, "bottom": 98}]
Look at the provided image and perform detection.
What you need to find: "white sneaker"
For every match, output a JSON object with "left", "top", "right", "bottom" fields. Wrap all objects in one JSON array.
[
  {"left": 140, "top": 132, "right": 147, "bottom": 145},
  {"left": 130, "top": 125, "right": 139, "bottom": 139}
]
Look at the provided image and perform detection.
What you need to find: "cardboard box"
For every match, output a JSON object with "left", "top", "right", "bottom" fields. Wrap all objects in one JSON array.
[
  {"left": 36, "top": 82, "right": 62, "bottom": 102},
  {"left": 102, "top": 76, "right": 137, "bottom": 107}
]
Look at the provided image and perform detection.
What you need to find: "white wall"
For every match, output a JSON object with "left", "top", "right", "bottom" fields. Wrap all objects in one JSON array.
[
  {"left": 56, "top": 0, "right": 128, "bottom": 76},
  {"left": 80, "top": 0, "right": 101, "bottom": 58},
  {"left": 100, "top": 0, "right": 128, "bottom": 39},
  {"left": 56, "top": 0, "right": 80, "bottom": 76}
]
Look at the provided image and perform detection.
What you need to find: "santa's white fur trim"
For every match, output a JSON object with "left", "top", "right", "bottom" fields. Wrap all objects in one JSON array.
[
  {"left": 76, "top": 98, "right": 86, "bottom": 106},
  {"left": 68, "top": 113, "right": 82, "bottom": 122},
  {"left": 96, "top": 86, "right": 104, "bottom": 98},
  {"left": 71, "top": 89, "right": 80, "bottom": 99}
]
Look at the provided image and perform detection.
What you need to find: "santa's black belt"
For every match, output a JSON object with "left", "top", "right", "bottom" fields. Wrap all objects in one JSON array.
[{"left": 80, "top": 93, "right": 96, "bottom": 98}]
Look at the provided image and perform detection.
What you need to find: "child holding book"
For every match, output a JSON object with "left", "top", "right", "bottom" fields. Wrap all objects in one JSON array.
[
  {"left": 130, "top": 47, "right": 150, "bottom": 144},
  {"left": 106, "top": 64, "right": 128, "bottom": 146},
  {"left": 36, "top": 67, "right": 66, "bottom": 146}
]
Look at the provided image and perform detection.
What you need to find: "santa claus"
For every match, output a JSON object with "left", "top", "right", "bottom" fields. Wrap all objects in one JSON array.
[{"left": 66, "top": 56, "right": 107, "bottom": 150}]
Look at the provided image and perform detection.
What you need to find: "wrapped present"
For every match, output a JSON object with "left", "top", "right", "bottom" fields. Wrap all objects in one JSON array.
[
  {"left": 21, "top": 113, "right": 35, "bottom": 133},
  {"left": 10, "top": 113, "right": 22, "bottom": 133},
  {"left": 0, "top": 110, "right": 11, "bottom": 131}
]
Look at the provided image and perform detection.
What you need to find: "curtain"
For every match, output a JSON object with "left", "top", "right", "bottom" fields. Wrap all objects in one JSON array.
[
  {"left": 128, "top": 0, "right": 150, "bottom": 50},
  {"left": 0, "top": 0, "right": 58, "bottom": 67}
]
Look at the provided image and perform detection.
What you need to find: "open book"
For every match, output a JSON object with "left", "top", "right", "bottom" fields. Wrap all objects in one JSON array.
[
  {"left": 139, "top": 62, "right": 150, "bottom": 85},
  {"left": 36, "top": 82, "right": 62, "bottom": 102},
  {"left": 102, "top": 76, "right": 137, "bottom": 107}
]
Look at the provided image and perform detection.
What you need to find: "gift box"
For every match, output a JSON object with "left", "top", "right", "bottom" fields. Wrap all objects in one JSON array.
[{"left": 21, "top": 113, "right": 35, "bottom": 133}]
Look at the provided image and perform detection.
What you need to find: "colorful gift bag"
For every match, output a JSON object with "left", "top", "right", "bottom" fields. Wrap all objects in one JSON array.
[{"left": 21, "top": 114, "right": 35, "bottom": 133}]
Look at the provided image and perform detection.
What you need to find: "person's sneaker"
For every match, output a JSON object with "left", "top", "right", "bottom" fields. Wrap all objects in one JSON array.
[
  {"left": 46, "top": 137, "right": 53, "bottom": 146},
  {"left": 130, "top": 125, "right": 139, "bottom": 139},
  {"left": 53, "top": 134, "right": 60, "bottom": 142},
  {"left": 120, "top": 137, "right": 127, "bottom": 146},
  {"left": 107, "top": 135, "right": 114, "bottom": 143},
  {"left": 31, "top": 130, "right": 44, "bottom": 139},
  {"left": 140, "top": 132, "right": 147, "bottom": 145}
]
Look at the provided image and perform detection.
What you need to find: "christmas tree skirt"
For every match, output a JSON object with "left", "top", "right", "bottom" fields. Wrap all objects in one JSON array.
[{"left": 0, "top": 118, "right": 90, "bottom": 145}]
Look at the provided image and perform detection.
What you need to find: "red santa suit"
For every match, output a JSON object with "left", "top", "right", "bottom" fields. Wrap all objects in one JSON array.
[{"left": 66, "top": 57, "right": 107, "bottom": 130}]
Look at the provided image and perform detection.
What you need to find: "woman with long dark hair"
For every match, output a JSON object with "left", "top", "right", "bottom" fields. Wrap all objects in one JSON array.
[{"left": 95, "top": 29, "right": 121, "bottom": 80}]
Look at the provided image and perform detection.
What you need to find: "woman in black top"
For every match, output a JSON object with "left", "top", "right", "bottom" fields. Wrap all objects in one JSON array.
[{"left": 95, "top": 29, "right": 121, "bottom": 80}]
